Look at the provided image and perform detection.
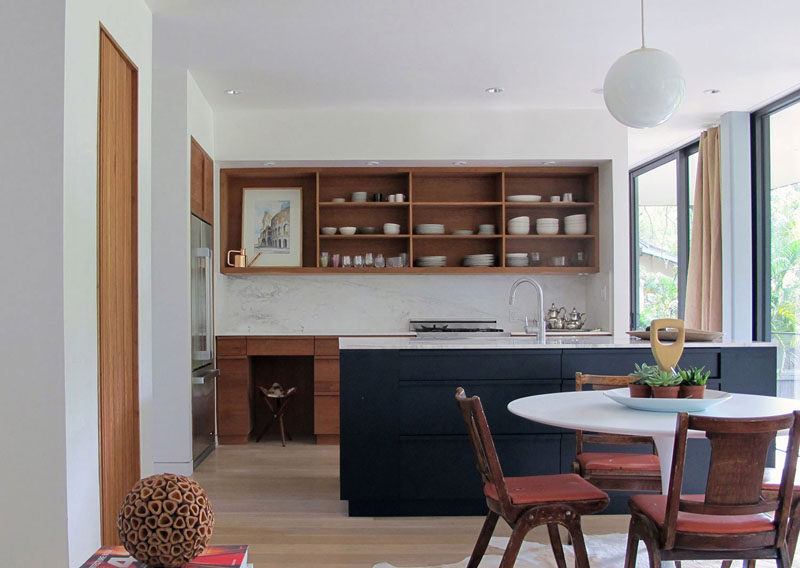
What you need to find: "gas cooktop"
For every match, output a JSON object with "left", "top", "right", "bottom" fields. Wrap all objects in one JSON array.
[{"left": 409, "top": 319, "right": 510, "bottom": 338}]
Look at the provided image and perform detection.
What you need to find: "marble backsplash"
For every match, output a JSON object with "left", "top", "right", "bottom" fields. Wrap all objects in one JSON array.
[{"left": 215, "top": 273, "right": 608, "bottom": 335}]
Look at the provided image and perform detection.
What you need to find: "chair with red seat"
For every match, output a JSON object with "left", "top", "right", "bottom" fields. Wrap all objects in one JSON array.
[
  {"left": 455, "top": 387, "right": 609, "bottom": 568},
  {"left": 624, "top": 410, "right": 800, "bottom": 568},
  {"left": 572, "top": 373, "right": 662, "bottom": 492}
]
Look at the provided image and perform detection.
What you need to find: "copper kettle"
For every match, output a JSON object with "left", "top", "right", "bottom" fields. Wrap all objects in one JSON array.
[{"left": 227, "top": 249, "right": 247, "bottom": 268}]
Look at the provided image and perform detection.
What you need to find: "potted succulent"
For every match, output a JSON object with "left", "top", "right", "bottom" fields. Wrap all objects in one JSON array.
[
  {"left": 677, "top": 366, "right": 710, "bottom": 399},
  {"left": 628, "top": 363, "right": 655, "bottom": 398},
  {"left": 644, "top": 368, "right": 682, "bottom": 398}
]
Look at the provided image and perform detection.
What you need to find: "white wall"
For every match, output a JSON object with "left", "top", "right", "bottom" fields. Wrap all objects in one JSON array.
[
  {"left": 63, "top": 0, "right": 153, "bottom": 565},
  {"left": 151, "top": 69, "right": 215, "bottom": 474},
  {"left": 214, "top": 109, "right": 629, "bottom": 336},
  {"left": 0, "top": 2, "right": 69, "bottom": 565}
]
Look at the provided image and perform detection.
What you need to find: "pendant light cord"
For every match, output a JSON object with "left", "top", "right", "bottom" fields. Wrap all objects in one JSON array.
[{"left": 640, "top": 0, "right": 646, "bottom": 48}]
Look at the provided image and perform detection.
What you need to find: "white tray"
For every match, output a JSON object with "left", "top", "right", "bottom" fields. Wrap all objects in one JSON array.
[{"left": 604, "top": 388, "right": 732, "bottom": 413}]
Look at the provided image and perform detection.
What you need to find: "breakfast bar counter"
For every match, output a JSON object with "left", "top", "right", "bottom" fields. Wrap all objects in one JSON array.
[{"left": 339, "top": 339, "right": 777, "bottom": 516}]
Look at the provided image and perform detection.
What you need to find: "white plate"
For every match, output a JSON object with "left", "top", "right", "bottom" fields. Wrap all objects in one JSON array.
[
  {"left": 508, "top": 195, "right": 542, "bottom": 202},
  {"left": 604, "top": 388, "right": 732, "bottom": 413}
]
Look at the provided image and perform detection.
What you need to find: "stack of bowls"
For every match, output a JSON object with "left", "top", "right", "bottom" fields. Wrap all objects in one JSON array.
[
  {"left": 416, "top": 255, "right": 447, "bottom": 267},
  {"left": 507, "top": 216, "right": 530, "bottom": 235},
  {"left": 463, "top": 254, "right": 496, "bottom": 267},
  {"left": 505, "top": 252, "right": 529, "bottom": 267},
  {"left": 414, "top": 223, "right": 446, "bottom": 235},
  {"left": 477, "top": 224, "right": 496, "bottom": 235},
  {"left": 351, "top": 191, "right": 367, "bottom": 202},
  {"left": 535, "top": 217, "right": 559, "bottom": 235},
  {"left": 383, "top": 223, "right": 401, "bottom": 234},
  {"left": 564, "top": 214, "right": 587, "bottom": 235}
]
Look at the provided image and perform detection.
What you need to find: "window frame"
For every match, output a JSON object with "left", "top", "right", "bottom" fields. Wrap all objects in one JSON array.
[
  {"left": 629, "top": 140, "right": 699, "bottom": 330},
  {"left": 752, "top": 88, "right": 800, "bottom": 341}
]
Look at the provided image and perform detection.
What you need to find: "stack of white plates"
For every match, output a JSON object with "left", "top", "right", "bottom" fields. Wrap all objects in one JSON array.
[
  {"left": 415, "top": 223, "right": 446, "bottom": 235},
  {"left": 477, "top": 224, "right": 496, "bottom": 235},
  {"left": 507, "top": 194, "right": 542, "bottom": 202},
  {"left": 536, "top": 217, "right": 559, "bottom": 235},
  {"left": 564, "top": 214, "right": 587, "bottom": 235},
  {"left": 416, "top": 255, "right": 447, "bottom": 267},
  {"left": 507, "top": 215, "right": 530, "bottom": 235},
  {"left": 505, "top": 252, "right": 529, "bottom": 267},
  {"left": 463, "top": 254, "right": 496, "bottom": 267},
  {"left": 452, "top": 229, "right": 474, "bottom": 235}
]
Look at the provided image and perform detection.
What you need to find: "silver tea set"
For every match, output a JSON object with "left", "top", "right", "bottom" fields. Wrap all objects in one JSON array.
[{"left": 546, "top": 303, "right": 587, "bottom": 331}]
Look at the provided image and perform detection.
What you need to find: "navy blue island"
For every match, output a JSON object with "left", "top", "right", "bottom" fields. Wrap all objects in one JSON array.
[{"left": 339, "top": 337, "right": 777, "bottom": 516}]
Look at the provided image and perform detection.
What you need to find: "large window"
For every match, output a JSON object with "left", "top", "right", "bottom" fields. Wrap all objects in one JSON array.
[
  {"left": 754, "top": 91, "right": 800, "bottom": 398},
  {"left": 630, "top": 143, "right": 698, "bottom": 330}
]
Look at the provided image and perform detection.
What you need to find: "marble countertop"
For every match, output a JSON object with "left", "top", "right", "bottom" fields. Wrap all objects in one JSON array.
[{"left": 338, "top": 336, "right": 774, "bottom": 350}]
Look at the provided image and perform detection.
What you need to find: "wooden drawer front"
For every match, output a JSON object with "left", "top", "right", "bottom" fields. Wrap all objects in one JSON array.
[
  {"left": 247, "top": 337, "right": 314, "bottom": 356},
  {"left": 314, "top": 395, "right": 340, "bottom": 435},
  {"left": 314, "top": 358, "right": 340, "bottom": 393},
  {"left": 217, "top": 337, "right": 246, "bottom": 356},
  {"left": 217, "top": 358, "right": 251, "bottom": 438},
  {"left": 315, "top": 337, "right": 340, "bottom": 356}
]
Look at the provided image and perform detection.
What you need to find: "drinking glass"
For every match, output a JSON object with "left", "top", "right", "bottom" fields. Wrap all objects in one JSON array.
[
  {"left": 365, "top": 252, "right": 374, "bottom": 267},
  {"left": 354, "top": 255, "right": 364, "bottom": 268},
  {"left": 529, "top": 252, "right": 542, "bottom": 266},
  {"left": 320, "top": 251, "right": 329, "bottom": 268},
  {"left": 331, "top": 254, "right": 340, "bottom": 268},
  {"left": 374, "top": 254, "right": 385, "bottom": 268},
  {"left": 342, "top": 255, "right": 352, "bottom": 268}
]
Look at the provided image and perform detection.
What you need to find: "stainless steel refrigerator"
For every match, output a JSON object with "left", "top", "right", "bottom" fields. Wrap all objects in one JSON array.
[{"left": 191, "top": 215, "right": 218, "bottom": 467}]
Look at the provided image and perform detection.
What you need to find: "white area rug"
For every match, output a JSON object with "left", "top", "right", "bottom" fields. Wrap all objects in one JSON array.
[{"left": 373, "top": 533, "right": 736, "bottom": 568}]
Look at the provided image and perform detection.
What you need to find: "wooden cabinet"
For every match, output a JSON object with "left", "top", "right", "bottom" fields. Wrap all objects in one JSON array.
[
  {"left": 220, "top": 167, "right": 599, "bottom": 274},
  {"left": 313, "top": 337, "right": 340, "bottom": 444},
  {"left": 190, "top": 137, "right": 213, "bottom": 224}
]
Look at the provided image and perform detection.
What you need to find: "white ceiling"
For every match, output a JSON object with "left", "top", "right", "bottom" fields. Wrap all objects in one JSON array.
[{"left": 149, "top": 0, "right": 800, "bottom": 166}]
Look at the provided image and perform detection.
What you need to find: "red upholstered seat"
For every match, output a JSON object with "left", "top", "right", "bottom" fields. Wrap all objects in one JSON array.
[
  {"left": 484, "top": 474, "right": 608, "bottom": 506},
  {"left": 577, "top": 452, "right": 661, "bottom": 472},
  {"left": 631, "top": 494, "right": 774, "bottom": 534}
]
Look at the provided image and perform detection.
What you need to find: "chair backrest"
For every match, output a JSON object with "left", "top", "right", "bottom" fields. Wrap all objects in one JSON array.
[
  {"left": 575, "top": 373, "right": 656, "bottom": 454},
  {"left": 454, "top": 388, "right": 512, "bottom": 513},
  {"left": 662, "top": 410, "right": 800, "bottom": 549}
]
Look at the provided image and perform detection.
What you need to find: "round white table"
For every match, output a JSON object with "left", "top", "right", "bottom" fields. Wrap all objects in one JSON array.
[{"left": 508, "top": 390, "right": 800, "bottom": 493}]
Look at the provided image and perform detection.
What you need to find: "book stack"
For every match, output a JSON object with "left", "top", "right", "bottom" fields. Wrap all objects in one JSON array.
[{"left": 80, "top": 545, "right": 249, "bottom": 568}]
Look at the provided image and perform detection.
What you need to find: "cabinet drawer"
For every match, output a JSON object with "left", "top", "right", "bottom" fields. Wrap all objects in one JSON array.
[
  {"left": 247, "top": 337, "right": 314, "bottom": 356},
  {"left": 315, "top": 337, "right": 340, "bottom": 356},
  {"left": 314, "top": 395, "right": 340, "bottom": 434},
  {"left": 314, "top": 358, "right": 339, "bottom": 393},
  {"left": 396, "top": 350, "right": 561, "bottom": 381},
  {"left": 217, "top": 337, "right": 246, "bottom": 356},
  {"left": 562, "top": 349, "right": 720, "bottom": 379}
]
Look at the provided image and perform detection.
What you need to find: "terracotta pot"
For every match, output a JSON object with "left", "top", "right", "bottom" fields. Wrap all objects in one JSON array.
[
  {"left": 651, "top": 386, "right": 680, "bottom": 399},
  {"left": 679, "top": 384, "right": 706, "bottom": 399},
  {"left": 628, "top": 384, "right": 652, "bottom": 398}
]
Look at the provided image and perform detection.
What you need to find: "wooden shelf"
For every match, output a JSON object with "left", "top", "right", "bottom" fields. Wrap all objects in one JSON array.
[{"left": 219, "top": 166, "right": 600, "bottom": 274}]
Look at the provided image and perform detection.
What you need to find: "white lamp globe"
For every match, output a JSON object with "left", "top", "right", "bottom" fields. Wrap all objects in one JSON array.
[{"left": 603, "top": 47, "right": 685, "bottom": 128}]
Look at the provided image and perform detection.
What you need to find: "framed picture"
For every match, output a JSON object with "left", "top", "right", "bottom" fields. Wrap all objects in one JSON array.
[{"left": 241, "top": 187, "right": 303, "bottom": 267}]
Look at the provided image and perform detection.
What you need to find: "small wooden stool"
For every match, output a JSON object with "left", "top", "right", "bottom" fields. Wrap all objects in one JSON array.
[{"left": 256, "top": 383, "right": 297, "bottom": 446}]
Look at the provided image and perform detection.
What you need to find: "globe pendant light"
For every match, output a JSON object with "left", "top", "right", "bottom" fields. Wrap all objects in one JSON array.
[{"left": 603, "top": 0, "right": 685, "bottom": 128}]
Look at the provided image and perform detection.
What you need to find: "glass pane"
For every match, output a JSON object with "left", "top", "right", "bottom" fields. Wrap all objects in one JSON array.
[
  {"left": 769, "top": 101, "right": 800, "bottom": 398},
  {"left": 687, "top": 151, "right": 698, "bottom": 248},
  {"left": 636, "top": 159, "right": 678, "bottom": 329}
]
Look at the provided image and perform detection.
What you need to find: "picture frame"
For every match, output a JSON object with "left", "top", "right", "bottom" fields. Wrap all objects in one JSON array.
[{"left": 241, "top": 187, "right": 303, "bottom": 267}]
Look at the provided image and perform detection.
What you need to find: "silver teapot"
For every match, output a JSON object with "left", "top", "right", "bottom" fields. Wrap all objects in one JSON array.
[
  {"left": 564, "top": 307, "right": 587, "bottom": 330},
  {"left": 546, "top": 303, "right": 566, "bottom": 330}
]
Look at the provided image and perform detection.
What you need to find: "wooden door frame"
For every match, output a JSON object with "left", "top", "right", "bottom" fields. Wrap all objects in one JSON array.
[{"left": 97, "top": 25, "right": 140, "bottom": 545}]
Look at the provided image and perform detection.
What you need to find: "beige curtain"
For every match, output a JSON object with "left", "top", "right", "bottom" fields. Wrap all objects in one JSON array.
[{"left": 685, "top": 126, "right": 722, "bottom": 331}]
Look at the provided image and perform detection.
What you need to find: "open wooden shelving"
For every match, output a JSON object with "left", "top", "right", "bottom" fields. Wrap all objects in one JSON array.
[{"left": 219, "top": 167, "right": 599, "bottom": 274}]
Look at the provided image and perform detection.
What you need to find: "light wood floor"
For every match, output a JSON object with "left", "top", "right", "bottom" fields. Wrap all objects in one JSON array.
[{"left": 192, "top": 438, "right": 630, "bottom": 567}]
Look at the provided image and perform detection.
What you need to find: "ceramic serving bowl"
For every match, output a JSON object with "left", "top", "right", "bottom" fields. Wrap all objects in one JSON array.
[
  {"left": 339, "top": 226, "right": 357, "bottom": 235},
  {"left": 321, "top": 227, "right": 337, "bottom": 235}
]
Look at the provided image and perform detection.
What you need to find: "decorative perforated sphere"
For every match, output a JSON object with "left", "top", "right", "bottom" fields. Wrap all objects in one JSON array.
[{"left": 117, "top": 473, "right": 214, "bottom": 568}]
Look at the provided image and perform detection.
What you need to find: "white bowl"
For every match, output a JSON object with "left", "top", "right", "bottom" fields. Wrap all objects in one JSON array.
[
  {"left": 536, "top": 226, "right": 559, "bottom": 235},
  {"left": 383, "top": 223, "right": 401, "bottom": 235},
  {"left": 339, "top": 226, "right": 357, "bottom": 235},
  {"left": 564, "top": 214, "right": 587, "bottom": 222},
  {"left": 537, "top": 217, "right": 559, "bottom": 223},
  {"left": 564, "top": 226, "right": 587, "bottom": 235},
  {"left": 507, "top": 195, "right": 542, "bottom": 202},
  {"left": 351, "top": 192, "right": 368, "bottom": 202},
  {"left": 508, "top": 227, "right": 530, "bottom": 235},
  {"left": 321, "top": 227, "right": 337, "bottom": 235},
  {"left": 332, "top": 197, "right": 346, "bottom": 203},
  {"left": 509, "top": 216, "right": 530, "bottom": 223}
]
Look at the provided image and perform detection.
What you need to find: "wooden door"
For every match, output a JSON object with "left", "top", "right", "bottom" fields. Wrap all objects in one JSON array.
[
  {"left": 98, "top": 28, "right": 139, "bottom": 545},
  {"left": 191, "top": 137, "right": 214, "bottom": 223}
]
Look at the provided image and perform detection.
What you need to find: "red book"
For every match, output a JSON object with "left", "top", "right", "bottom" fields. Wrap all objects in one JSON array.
[{"left": 80, "top": 545, "right": 249, "bottom": 568}]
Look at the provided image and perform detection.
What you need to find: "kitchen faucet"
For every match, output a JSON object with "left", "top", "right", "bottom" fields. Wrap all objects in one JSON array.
[{"left": 508, "top": 278, "right": 546, "bottom": 344}]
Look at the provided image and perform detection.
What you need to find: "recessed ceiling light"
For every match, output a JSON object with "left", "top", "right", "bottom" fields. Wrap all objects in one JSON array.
[
  {"left": 542, "top": 161, "right": 557, "bottom": 166},
  {"left": 225, "top": 89, "right": 242, "bottom": 95},
  {"left": 366, "top": 161, "right": 380, "bottom": 166},
  {"left": 263, "top": 162, "right": 275, "bottom": 166},
  {"left": 485, "top": 87, "right": 504, "bottom": 94},
  {"left": 453, "top": 161, "right": 468, "bottom": 166},
  {"left": 591, "top": 88, "right": 604, "bottom": 95},
  {"left": 703, "top": 89, "right": 721, "bottom": 95}
]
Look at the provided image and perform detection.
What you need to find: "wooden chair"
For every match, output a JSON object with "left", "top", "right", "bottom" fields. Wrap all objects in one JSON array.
[
  {"left": 572, "top": 373, "right": 662, "bottom": 492},
  {"left": 455, "top": 387, "right": 609, "bottom": 568},
  {"left": 256, "top": 385, "right": 297, "bottom": 446},
  {"left": 624, "top": 410, "right": 800, "bottom": 568}
]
